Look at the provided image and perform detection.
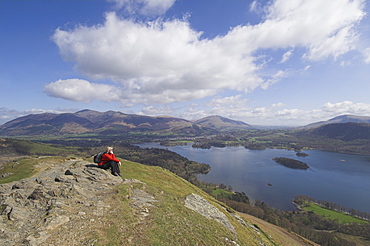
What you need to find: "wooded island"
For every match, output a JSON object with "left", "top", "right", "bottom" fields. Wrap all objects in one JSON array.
[{"left": 272, "top": 157, "right": 310, "bottom": 169}]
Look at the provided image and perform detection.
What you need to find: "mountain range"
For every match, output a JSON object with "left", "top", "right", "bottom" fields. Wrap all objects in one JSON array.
[
  {"left": 0, "top": 109, "right": 248, "bottom": 136},
  {"left": 0, "top": 109, "right": 370, "bottom": 137}
]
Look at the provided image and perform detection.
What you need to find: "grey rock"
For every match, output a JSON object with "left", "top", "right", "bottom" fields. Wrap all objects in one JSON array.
[
  {"left": 0, "top": 158, "right": 124, "bottom": 246},
  {"left": 184, "top": 193, "right": 236, "bottom": 234}
]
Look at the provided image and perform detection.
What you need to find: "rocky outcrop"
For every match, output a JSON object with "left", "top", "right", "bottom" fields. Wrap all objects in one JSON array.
[
  {"left": 0, "top": 158, "right": 128, "bottom": 245},
  {"left": 185, "top": 193, "right": 236, "bottom": 234}
]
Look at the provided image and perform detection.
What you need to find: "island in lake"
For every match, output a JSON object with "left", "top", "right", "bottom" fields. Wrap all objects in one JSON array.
[
  {"left": 273, "top": 157, "right": 310, "bottom": 170},
  {"left": 296, "top": 152, "right": 309, "bottom": 157}
]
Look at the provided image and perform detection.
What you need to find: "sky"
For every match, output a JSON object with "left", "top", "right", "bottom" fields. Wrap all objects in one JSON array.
[{"left": 1, "top": 0, "right": 370, "bottom": 126}]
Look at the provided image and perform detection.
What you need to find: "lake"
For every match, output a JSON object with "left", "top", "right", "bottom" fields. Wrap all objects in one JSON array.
[{"left": 137, "top": 143, "right": 370, "bottom": 213}]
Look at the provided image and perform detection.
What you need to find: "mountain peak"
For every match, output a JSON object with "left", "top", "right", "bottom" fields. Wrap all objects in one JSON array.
[{"left": 194, "top": 115, "right": 253, "bottom": 130}]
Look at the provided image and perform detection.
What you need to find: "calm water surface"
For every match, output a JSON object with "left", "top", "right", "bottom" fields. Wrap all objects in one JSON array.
[{"left": 137, "top": 143, "right": 370, "bottom": 212}]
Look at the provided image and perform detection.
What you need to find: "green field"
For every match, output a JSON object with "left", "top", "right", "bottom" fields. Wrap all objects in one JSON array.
[{"left": 303, "top": 203, "right": 368, "bottom": 224}]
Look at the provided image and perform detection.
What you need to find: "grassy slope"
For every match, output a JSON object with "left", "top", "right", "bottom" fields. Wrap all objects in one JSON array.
[
  {"left": 119, "top": 160, "right": 270, "bottom": 245},
  {"left": 239, "top": 213, "right": 320, "bottom": 246}
]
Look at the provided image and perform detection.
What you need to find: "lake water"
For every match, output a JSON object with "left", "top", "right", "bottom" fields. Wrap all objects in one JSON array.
[{"left": 137, "top": 143, "right": 370, "bottom": 213}]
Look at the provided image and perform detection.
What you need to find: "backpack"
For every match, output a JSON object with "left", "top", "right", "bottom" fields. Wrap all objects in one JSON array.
[{"left": 93, "top": 152, "right": 105, "bottom": 163}]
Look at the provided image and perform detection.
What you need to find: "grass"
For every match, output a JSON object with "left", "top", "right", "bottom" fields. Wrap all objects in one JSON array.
[
  {"left": 212, "top": 188, "right": 233, "bottom": 198},
  {"left": 104, "top": 160, "right": 273, "bottom": 246},
  {"left": 0, "top": 156, "right": 65, "bottom": 184},
  {"left": 0, "top": 138, "right": 82, "bottom": 158},
  {"left": 303, "top": 203, "right": 368, "bottom": 224}
]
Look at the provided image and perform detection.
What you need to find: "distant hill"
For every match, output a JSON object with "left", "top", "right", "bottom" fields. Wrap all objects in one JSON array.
[
  {"left": 302, "top": 115, "right": 370, "bottom": 129},
  {"left": 305, "top": 122, "right": 370, "bottom": 141},
  {"left": 0, "top": 109, "right": 212, "bottom": 136},
  {"left": 193, "top": 115, "right": 253, "bottom": 130}
]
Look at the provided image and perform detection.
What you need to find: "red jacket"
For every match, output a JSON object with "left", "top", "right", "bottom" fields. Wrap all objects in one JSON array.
[{"left": 99, "top": 152, "right": 120, "bottom": 166}]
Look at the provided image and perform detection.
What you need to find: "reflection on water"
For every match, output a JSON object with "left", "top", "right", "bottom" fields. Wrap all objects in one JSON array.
[{"left": 137, "top": 143, "right": 370, "bottom": 212}]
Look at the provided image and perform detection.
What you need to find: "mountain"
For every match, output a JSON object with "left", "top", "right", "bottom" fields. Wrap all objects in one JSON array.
[
  {"left": 305, "top": 122, "right": 370, "bottom": 141},
  {"left": 302, "top": 115, "right": 370, "bottom": 129},
  {"left": 0, "top": 109, "right": 210, "bottom": 136},
  {"left": 0, "top": 155, "right": 311, "bottom": 245},
  {"left": 193, "top": 115, "right": 253, "bottom": 130}
]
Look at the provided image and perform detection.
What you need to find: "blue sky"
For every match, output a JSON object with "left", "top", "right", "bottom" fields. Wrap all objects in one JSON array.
[{"left": 1, "top": 0, "right": 370, "bottom": 126}]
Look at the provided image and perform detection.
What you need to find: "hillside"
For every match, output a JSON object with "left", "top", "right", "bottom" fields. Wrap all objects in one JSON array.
[
  {"left": 306, "top": 122, "right": 370, "bottom": 141},
  {"left": 0, "top": 156, "right": 314, "bottom": 245},
  {"left": 193, "top": 115, "right": 253, "bottom": 130}
]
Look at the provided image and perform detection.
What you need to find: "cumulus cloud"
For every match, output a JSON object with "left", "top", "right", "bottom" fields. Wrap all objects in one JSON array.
[
  {"left": 49, "top": 0, "right": 366, "bottom": 106},
  {"left": 52, "top": 13, "right": 261, "bottom": 104},
  {"left": 44, "top": 79, "right": 120, "bottom": 103},
  {"left": 226, "top": 0, "right": 365, "bottom": 60},
  {"left": 322, "top": 101, "right": 370, "bottom": 114}
]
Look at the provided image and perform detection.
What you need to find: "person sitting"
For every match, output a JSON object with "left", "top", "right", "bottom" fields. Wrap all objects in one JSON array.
[{"left": 98, "top": 146, "right": 122, "bottom": 177}]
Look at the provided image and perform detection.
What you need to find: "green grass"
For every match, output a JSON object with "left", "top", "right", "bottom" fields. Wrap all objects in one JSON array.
[
  {"left": 212, "top": 188, "right": 233, "bottom": 198},
  {"left": 108, "top": 160, "right": 273, "bottom": 246},
  {"left": 0, "top": 138, "right": 80, "bottom": 156},
  {"left": 303, "top": 203, "right": 368, "bottom": 224},
  {"left": 0, "top": 156, "right": 66, "bottom": 184}
]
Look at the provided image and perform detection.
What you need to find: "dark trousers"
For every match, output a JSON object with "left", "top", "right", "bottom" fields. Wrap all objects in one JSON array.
[{"left": 99, "top": 161, "right": 120, "bottom": 174}]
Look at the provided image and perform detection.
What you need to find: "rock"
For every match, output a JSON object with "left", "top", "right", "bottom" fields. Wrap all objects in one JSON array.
[
  {"left": 0, "top": 158, "right": 125, "bottom": 246},
  {"left": 184, "top": 193, "right": 236, "bottom": 234},
  {"left": 45, "top": 215, "right": 70, "bottom": 230}
]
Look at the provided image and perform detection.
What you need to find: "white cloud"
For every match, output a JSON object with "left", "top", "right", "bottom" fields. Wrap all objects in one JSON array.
[
  {"left": 279, "top": 49, "right": 293, "bottom": 63},
  {"left": 227, "top": 0, "right": 365, "bottom": 60},
  {"left": 50, "top": 0, "right": 366, "bottom": 107},
  {"left": 109, "top": 0, "right": 176, "bottom": 16},
  {"left": 207, "top": 94, "right": 247, "bottom": 107},
  {"left": 272, "top": 102, "right": 286, "bottom": 108},
  {"left": 322, "top": 101, "right": 370, "bottom": 115},
  {"left": 52, "top": 13, "right": 262, "bottom": 104},
  {"left": 364, "top": 48, "right": 370, "bottom": 63},
  {"left": 261, "top": 70, "right": 287, "bottom": 89},
  {"left": 44, "top": 79, "right": 120, "bottom": 103},
  {"left": 141, "top": 105, "right": 174, "bottom": 116}
]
